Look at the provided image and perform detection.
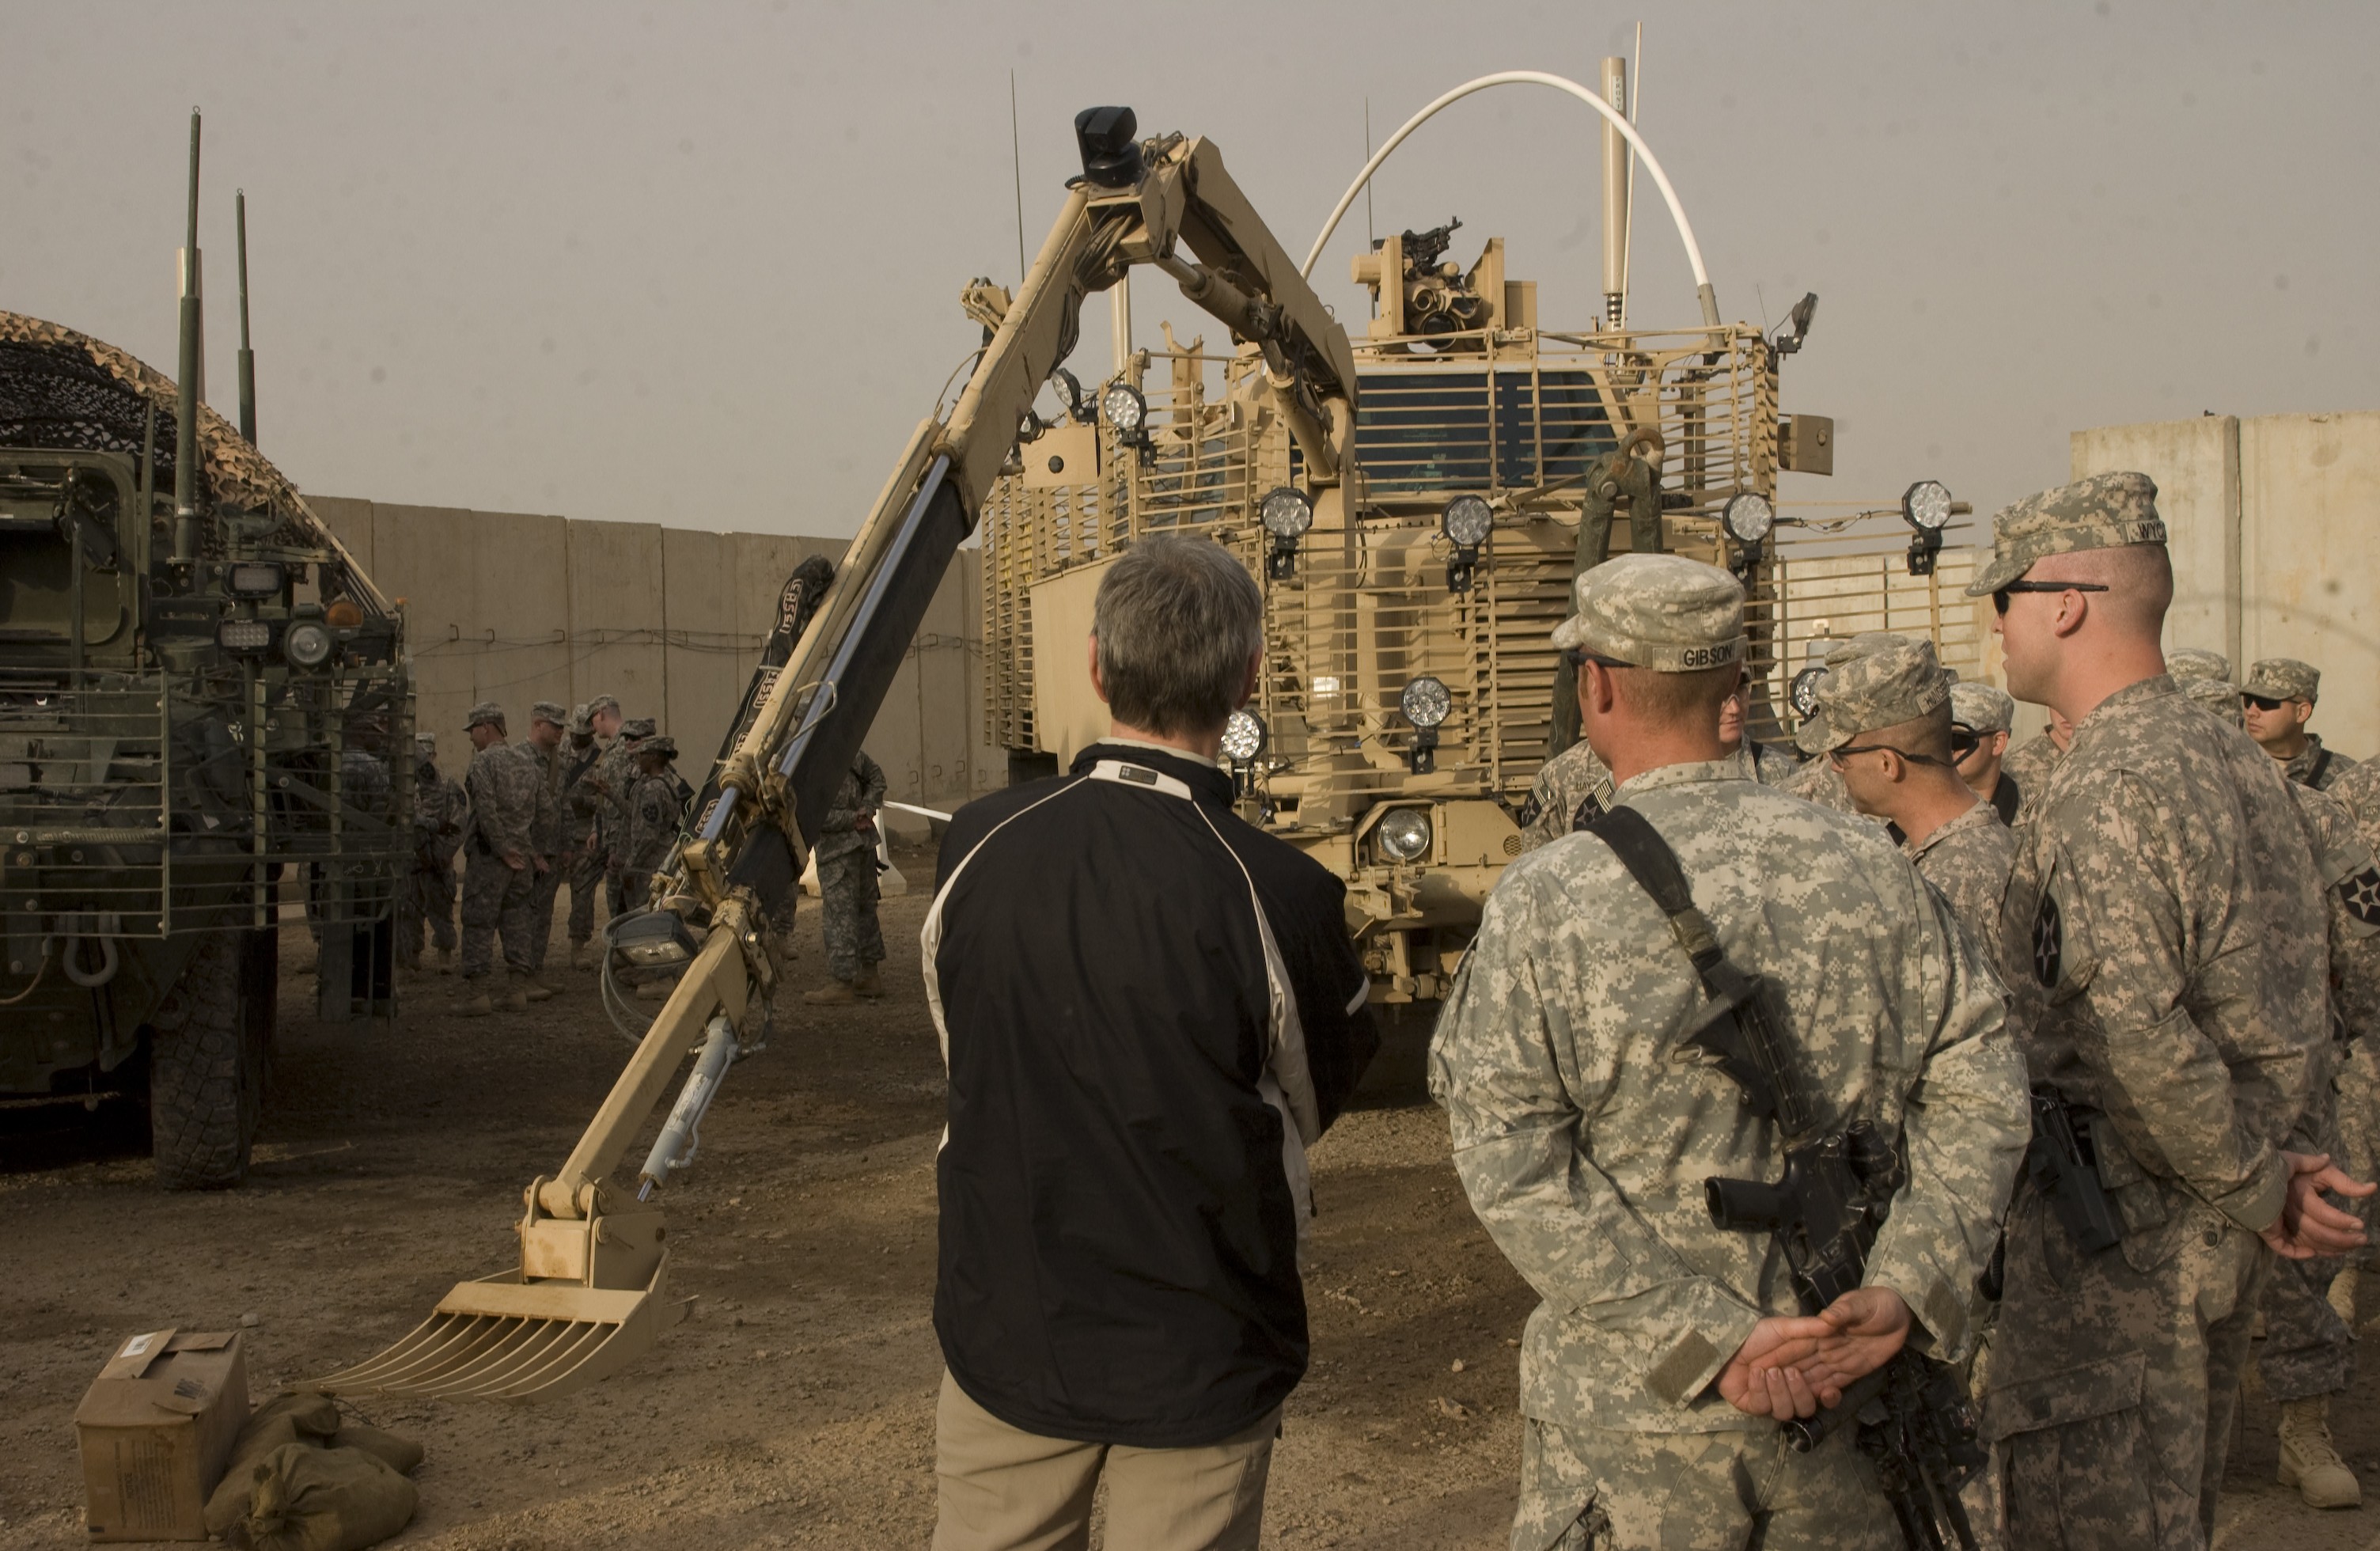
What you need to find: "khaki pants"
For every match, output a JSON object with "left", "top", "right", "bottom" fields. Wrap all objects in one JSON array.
[{"left": 931, "top": 1371, "right": 1278, "bottom": 1551}]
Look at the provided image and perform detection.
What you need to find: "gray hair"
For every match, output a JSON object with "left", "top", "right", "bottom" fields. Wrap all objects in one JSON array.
[{"left": 1092, "top": 536, "right": 1264, "bottom": 737}]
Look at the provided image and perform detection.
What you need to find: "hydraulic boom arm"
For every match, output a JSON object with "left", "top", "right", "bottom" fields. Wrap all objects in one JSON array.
[{"left": 318, "top": 106, "right": 1356, "bottom": 1402}]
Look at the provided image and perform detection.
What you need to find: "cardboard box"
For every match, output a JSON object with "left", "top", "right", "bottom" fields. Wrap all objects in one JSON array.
[{"left": 73, "top": 1329, "right": 248, "bottom": 1542}]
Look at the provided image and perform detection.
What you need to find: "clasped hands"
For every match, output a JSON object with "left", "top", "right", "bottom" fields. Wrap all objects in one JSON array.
[
  {"left": 1719, "top": 1286, "right": 1910, "bottom": 1420},
  {"left": 2261, "top": 1150, "right": 2374, "bottom": 1261}
]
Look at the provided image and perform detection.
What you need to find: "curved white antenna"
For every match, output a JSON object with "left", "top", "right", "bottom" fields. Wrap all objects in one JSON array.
[{"left": 1302, "top": 70, "right": 1719, "bottom": 326}]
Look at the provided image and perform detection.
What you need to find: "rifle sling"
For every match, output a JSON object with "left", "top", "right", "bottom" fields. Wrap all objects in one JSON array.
[{"left": 1586, "top": 804, "right": 1733, "bottom": 996}]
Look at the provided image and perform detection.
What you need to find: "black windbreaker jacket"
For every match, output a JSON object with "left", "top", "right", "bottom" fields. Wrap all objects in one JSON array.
[{"left": 925, "top": 741, "right": 1378, "bottom": 1447}]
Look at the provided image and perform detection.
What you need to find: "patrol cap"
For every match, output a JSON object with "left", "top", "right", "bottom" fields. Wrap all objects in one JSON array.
[
  {"left": 635, "top": 735, "right": 678, "bottom": 760},
  {"left": 1825, "top": 631, "right": 1909, "bottom": 669},
  {"left": 620, "top": 717, "right": 658, "bottom": 741},
  {"left": 1550, "top": 553, "right": 1745, "bottom": 673},
  {"left": 530, "top": 700, "right": 569, "bottom": 727},
  {"left": 464, "top": 700, "right": 506, "bottom": 730},
  {"left": 414, "top": 731, "right": 437, "bottom": 753},
  {"left": 1810, "top": 639, "right": 1951, "bottom": 752},
  {"left": 586, "top": 694, "right": 622, "bottom": 718},
  {"left": 1965, "top": 472, "right": 2166, "bottom": 597},
  {"left": 569, "top": 702, "right": 592, "bottom": 735},
  {"left": 2243, "top": 658, "right": 2319, "bottom": 703},
  {"left": 1792, "top": 632, "right": 1908, "bottom": 752},
  {"left": 2166, "top": 647, "right": 2230, "bottom": 684},
  {"left": 1949, "top": 681, "right": 2014, "bottom": 735},
  {"left": 2184, "top": 674, "right": 2245, "bottom": 726}
]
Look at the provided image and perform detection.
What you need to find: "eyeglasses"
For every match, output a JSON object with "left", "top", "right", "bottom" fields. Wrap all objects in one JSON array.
[
  {"left": 2241, "top": 692, "right": 2287, "bottom": 712},
  {"left": 1949, "top": 726, "right": 1981, "bottom": 759},
  {"left": 1829, "top": 741, "right": 1959, "bottom": 769},
  {"left": 1992, "top": 578, "right": 2110, "bottom": 615}
]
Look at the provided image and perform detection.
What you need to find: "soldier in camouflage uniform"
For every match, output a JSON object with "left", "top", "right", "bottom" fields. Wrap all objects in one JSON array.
[
  {"left": 2164, "top": 647, "right": 2230, "bottom": 685},
  {"left": 457, "top": 702, "right": 554, "bottom": 1016},
  {"left": 515, "top": 701, "right": 570, "bottom": 993},
  {"left": 2243, "top": 658, "right": 2359, "bottom": 792},
  {"left": 592, "top": 715, "right": 655, "bottom": 916},
  {"left": 400, "top": 734, "right": 467, "bottom": 973},
  {"left": 616, "top": 735, "right": 689, "bottom": 1000},
  {"left": 2182, "top": 672, "right": 2380, "bottom": 1504},
  {"left": 1816, "top": 640, "right": 2015, "bottom": 982},
  {"left": 1721, "top": 684, "right": 1802, "bottom": 786},
  {"left": 1783, "top": 635, "right": 1908, "bottom": 816},
  {"left": 1431, "top": 555, "right": 2029, "bottom": 1551},
  {"left": 565, "top": 695, "right": 622, "bottom": 968},
  {"left": 1521, "top": 679, "right": 1794, "bottom": 853},
  {"left": 1950, "top": 682, "right": 2021, "bottom": 826},
  {"left": 1995, "top": 709, "right": 2071, "bottom": 828},
  {"left": 1973, "top": 472, "right": 2370, "bottom": 1548},
  {"left": 805, "top": 747, "right": 889, "bottom": 1004}
]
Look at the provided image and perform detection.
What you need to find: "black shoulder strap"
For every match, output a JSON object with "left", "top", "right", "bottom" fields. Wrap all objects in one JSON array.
[
  {"left": 2310, "top": 746, "right": 2333, "bottom": 787},
  {"left": 1586, "top": 806, "right": 1730, "bottom": 995}
]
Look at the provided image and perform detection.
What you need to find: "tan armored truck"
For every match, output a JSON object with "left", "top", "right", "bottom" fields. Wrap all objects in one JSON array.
[{"left": 0, "top": 116, "right": 411, "bottom": 1187}]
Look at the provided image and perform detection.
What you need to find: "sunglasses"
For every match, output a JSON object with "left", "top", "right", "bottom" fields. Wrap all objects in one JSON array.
[
  {"left": 2241, "top": 692, "right": 2287, "bottom": 712},
  {"left": 1949, "top": 726, "right": 1982, "bottom": 759},
  {"left": 1829, "top": 742, "right": 1959, "bottom": 769},
  {"left": 1992, "top": 579, "right": 2109, "bottom": 615}
]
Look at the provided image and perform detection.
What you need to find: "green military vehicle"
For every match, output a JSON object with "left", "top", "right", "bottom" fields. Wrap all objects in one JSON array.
[{"left": 0, "top": 116, "right": 410, "bottom": 1186}]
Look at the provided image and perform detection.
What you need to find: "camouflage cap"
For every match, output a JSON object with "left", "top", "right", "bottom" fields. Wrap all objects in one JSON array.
[
  {"left": 464, "top": 700, "right": 506, "bottom": 730},
  {"left": 621, "top": 717, "right": 658, "bottom": 741},
  {"left": 1550, "top": 553, "right": 1745, "bottom": 673},
  {"left": 569, "top": 702, "right": 592, "bottom": 734},
  {"left": 1824, "top": 631, "right": 1910, "bottom": 669},
  {"left": 2243, "top": 657, "right": 2320, "bottom": 702},
  {"left": 1965, "top": 471, "right": 2166, "bottom": 597},
  {"left": 1810, "top": 639, "right": 1951, "bottom": 752},
  {"left": 414, "top": 731, "right": 437, "bottom": 751},
  {"left": 586, "top": 694, "right": 622, "bottom": 718},
  {"left": 1948, "top": 681, "right": 2014, "bottom": 734},
  {"left": 2166, "top": 647, "right": 2231, "bottom": 683},
  {"left": 2184, "top": 674, "right": 2245, "bottom": 726},
  {"left": 635, "top": 734, "right": 679, "bottom": 761},
  {"left": 529, "top": 700, "right": 569, "bottom": 726}
]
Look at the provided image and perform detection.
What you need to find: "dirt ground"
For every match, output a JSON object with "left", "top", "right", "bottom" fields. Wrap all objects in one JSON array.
[{"left": 3, "top": 849, "right": 2378, "bottom": 1549}]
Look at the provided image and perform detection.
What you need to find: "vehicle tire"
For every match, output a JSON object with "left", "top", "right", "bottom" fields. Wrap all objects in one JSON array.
[{"left": 149, "top": 930, "right": 253, "bottom": 1189}]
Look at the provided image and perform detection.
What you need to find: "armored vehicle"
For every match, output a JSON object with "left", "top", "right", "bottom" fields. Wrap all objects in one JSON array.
[
  {"left": 0, "top": 116, "right": 410, "bottom": 1187},
  {"left": 973, "top": 66, "right": 1973, "bottom": 1022}
]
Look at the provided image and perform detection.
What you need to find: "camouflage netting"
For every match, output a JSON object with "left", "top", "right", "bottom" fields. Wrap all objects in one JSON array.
[{"left": 0, "top": 310, "right": 366, "bottom": 578}]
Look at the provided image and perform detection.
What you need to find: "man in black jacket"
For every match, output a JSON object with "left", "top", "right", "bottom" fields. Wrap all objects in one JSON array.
[{"left": 925, "top": 534, "right": 1378, "bottom": 1550}]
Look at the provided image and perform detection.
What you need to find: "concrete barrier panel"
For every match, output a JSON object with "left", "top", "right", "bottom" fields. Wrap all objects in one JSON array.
[
  {"left": 2241, "top": 412, "right": 2380, "bottom": 758},
  {"left": 568, "top": 520, "right": 667, "bottom": 727},
  {"left": 2071, "top": 417, "right": 2239, "bottom": 666}
]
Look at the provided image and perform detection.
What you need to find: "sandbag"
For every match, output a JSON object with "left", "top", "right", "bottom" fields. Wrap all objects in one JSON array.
[
  {"left": 203, "top": 1393, "right": 346, "bottom": 1537},
  {"left": 242, "top": 1443, "right": 418, "bottom": 1551},
  {"left": 330, "top": 1422, "right": 424, "bottom": 1477}
]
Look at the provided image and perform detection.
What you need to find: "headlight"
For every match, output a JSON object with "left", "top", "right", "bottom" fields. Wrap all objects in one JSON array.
[
  {"left": 1221, "top": 709, "right": 1267, "bottom": 764},
  {"left": 1260, "top": 486, "right": 1313, "bottom": 540},
  {"left": 1441, "top": 494, "right": 1493, "bottom": 548},
  {"left": 1400, "top": 675, "right": 1451, "bottom": 729},
  {"left": 226, "top": 561, "right": 285, "bottom": 597},
  {"left": 217, "top": 619, "right": 273, "bottom": 652},
  {"left": 1901, "top": 480, "right": 1953, "bottom": 533},
  {"left": 1101, "top": 381, "right": 1146, "bottom": 438},
  {"left": 1051, "top": 366, "right": 1085, "bottom": 420},
  {"left": 282, "top": 619, "right": 334, "bottom": 669},
  {"left": 1789, "top": 666, "right": 1827, "bottom": 719},
  {"left": 1378, "top": 808, "right": 1432, "bottom": 863},
  {"left": 1722, "top": 492, "right": 1775, "bottom": 544}
]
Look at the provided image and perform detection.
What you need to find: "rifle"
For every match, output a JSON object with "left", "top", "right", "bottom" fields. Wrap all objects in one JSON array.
[
  {"left": 1587, "top": 806, "right": 1986, "bottom": 1551},
  {"left": 2024, "top": 1084, "right": 2124, "bottom": 1255}
]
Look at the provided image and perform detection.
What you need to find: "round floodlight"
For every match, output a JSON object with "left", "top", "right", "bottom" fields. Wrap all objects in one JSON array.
[
  {"left": 1901, "top": 480, "right": 1953, "bottom": 533},
  {"left": 1260, "top": 486, "right": 1313, "bottom": 540},
  {"left": 1400, "top": 675, "right": 1451, "bottom": 729},
  {"left": 1101, "top": 381, "right": 1146, "bottom": 436},
  {"left": 1722, "top": 492, "right": 1776, "bottom": 544},
  {"left": 282, "top": 619, "right": 334, "bottom": 669},
  {"left": 1051, "top": 366, "right": 1084, "bottom": 418},
  {"left": 1441, "top": 494, "right": 1493, "bottom": 548},
  {"left": 1788, "top": 666, "right": 1827, "bottom": 719},
  {"left": 1221, "top": 709, "right": 1267, "bottom": 764},
  {"left": 1378, "top": 807, "right": 1433, "bottom": 863}
]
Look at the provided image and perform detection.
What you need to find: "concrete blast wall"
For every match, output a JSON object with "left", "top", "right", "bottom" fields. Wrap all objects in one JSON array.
[
  {"left": 313, "top": 497, "right": 1000, "bottom": 811},
  {"left": 2072, "top": 411, "right": 2380, "bottom": 759}
]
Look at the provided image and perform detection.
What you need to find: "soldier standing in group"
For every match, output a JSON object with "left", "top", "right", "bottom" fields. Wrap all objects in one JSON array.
[
  {"left": 516, "top": 702, "right": 569, "bottom": 995},
  {"left": 1783, "top": 633, "right": 1908, "bottom": 815},
  {"left": 2244, "top": 658, "right": 2359, "bottom": 792},
  {"left": 617, "top": 734, "right": 688, "bottom": 1001},
  {"left": 1814, "top": 639, "right": 2015, "bottom": 980},
  {"left": 566, "top": 696, "right": 621, "bottom": 967},
  {"left": 1720, "top": 681, "right": 1800, "bottom": 784},
  {"left": 1432, "top": 554, "right": 2029, "bottom": 1550},
  {"left": 595, "top": 717, "right": 654, "bottom": 917},
  {"left": 400, "top": 734, "right": 467, "bottom": 973},
  {"left": 1950, "top": 681, "right": 2021, "bottom": 825},
  {"left": 457, "top": 702, "right": 555, "bottom": 1017},
  {"left": 1520, "top": 673, "right": 1792, "bottom": 852},
  {"left": 1995, "top": 706, "right": 2071, "bottom": 826},
  {"left": 805, "top": 747, "right": 889, "bottom": 1005},
  {"left": 1973, "top": 472, "right": 2369, "bottom": 1548}
]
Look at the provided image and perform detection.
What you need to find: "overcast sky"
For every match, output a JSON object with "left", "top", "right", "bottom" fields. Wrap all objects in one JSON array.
[{"left": 8, "top": 1, "right": 2374, "bottom": 536}]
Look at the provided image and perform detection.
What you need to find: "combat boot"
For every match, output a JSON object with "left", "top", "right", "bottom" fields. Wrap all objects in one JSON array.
[
  {"left": 460, "top": 978, "right": 495, "bottom": 1018},
  {"left": 429, "top": 946, "right": 455, "bottom": 975},
  {"left": 852, "top": 966, "right": 885, "bottom": 999},
  {"left": 2329, "top": 1265, "right": 2359, "bottom": 1326},
  {"left": 528, "top": 970, "right": 565, "bottom": 1001},
  {"left": 570, "top": 941, "right": 597, "bottom": 972},
  {"left": 804, "top": 979, "right": 858, "bottom": 1006},
  {"left": 2278, "top": 1395, "right": 2362, "bottom": 1508},
  {"left": 501, "top": 972, "right": 532, "bottom": 1011}
]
